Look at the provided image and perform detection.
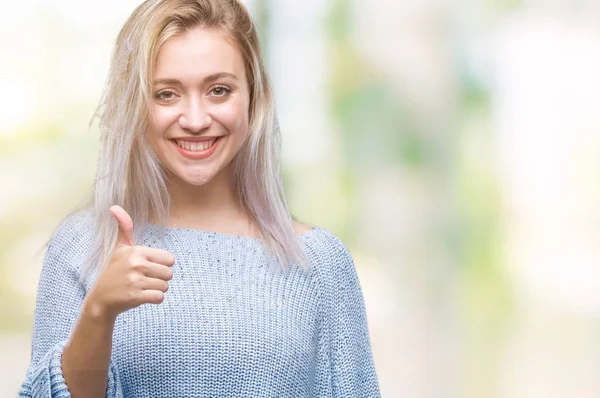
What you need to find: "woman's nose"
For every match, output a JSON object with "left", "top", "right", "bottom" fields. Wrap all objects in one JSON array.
[{"left": 178, "top": 97, "right": 212, "bottom": 133}]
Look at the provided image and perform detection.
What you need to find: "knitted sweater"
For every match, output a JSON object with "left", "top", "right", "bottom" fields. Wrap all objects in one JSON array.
[{"left": 18, "top": 211, "right": 381, "bottom": 397}]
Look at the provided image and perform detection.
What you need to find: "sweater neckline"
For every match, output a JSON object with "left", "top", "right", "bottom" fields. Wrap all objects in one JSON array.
[{"left": 145, "top": 223, "right": 319, "bottom": 244}]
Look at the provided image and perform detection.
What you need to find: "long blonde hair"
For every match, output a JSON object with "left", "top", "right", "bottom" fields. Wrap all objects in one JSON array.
[{"left": 58, "top": 0, "right": 308, "bottom": 285}]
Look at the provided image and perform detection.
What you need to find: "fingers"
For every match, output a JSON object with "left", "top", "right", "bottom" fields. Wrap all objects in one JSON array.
[
  {"left": 137, "top": 289, "right": 165, "bottom": 305},
  {"left": 139, "top": 276, "right": 170, "bottom": 293},
  {"left": 108, "top": 205, "right": 176, "bottom": 265},
  {"left": 141, "top": 262, "right": 174, "bottom": 281},
  {"left": 144, "top": 247, "right": 176, "bottom": 266},
  {"left": 109, "top": 205, "right": 134, "bottom": 247}
]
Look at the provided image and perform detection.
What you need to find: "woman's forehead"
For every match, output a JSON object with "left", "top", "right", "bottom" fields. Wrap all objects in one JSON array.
[{"left": 154, "top": 27, "right": 246, "bottom": 85}]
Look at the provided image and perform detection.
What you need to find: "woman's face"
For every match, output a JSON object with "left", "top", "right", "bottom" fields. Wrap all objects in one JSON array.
[{"left": 148, "top": 27, "right": 250, "bottom": 187}]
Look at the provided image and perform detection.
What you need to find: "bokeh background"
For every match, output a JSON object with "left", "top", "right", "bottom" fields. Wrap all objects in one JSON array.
[{"left": 2, "top": 0, "right": 600, "bottom": 396}]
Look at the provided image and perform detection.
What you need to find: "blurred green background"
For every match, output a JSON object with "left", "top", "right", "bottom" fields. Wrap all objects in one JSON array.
[{"left": 3, "top": 1, "right": 600, "bottom": 397}]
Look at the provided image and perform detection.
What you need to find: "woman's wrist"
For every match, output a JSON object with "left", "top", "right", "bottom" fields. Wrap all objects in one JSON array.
[{"left": 83, "top": 291, "right": 117, "bottom": 325}]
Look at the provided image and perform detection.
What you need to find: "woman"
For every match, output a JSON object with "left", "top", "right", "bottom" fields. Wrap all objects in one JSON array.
[{"left": 18, "top": 0, "right": 381, "bottom": 396}]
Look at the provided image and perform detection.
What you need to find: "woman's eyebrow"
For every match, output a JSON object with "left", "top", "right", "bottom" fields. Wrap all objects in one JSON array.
[
  {"left": 205, "top": 72, "right": 239, "bottom": 84},
  {"left": 154, "top": 72, "right": 239, "bottom": 86}
]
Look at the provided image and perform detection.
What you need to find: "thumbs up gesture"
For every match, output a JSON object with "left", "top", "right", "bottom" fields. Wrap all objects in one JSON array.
[{"left": 85, "top": 205, "right": 176, "bottom": 321}]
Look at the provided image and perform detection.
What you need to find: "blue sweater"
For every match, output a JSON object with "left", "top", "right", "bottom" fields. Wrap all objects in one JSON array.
[{"left": 18, "top": 211, "right": 381, "bottom": 397}]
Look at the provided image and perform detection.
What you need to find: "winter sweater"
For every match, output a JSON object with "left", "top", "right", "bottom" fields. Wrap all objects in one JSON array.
[{"left": 18, "top": 211, "right": 381, "bottom": 397}]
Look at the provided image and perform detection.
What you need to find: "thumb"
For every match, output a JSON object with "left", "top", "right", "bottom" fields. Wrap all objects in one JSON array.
[{"left": 109, "top": 205, "right": 134, "bottom": 247}]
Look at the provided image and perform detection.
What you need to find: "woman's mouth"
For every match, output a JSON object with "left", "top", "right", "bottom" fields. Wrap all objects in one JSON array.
[{"left": 171, "top": 137, "right": 222, "bottom": 159}]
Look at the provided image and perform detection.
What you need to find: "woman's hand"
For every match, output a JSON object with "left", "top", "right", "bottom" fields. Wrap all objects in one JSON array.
[{"left": 85, "top": 205, "right": 176, "bottom": 321}]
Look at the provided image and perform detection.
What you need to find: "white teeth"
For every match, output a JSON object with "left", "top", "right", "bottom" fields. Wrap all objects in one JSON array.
[{"left": 176, "top": 138, "right": 216, "bottom": 151}]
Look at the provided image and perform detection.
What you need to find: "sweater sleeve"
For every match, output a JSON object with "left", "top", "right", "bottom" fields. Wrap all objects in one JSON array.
[
  {"left": 17, "top": 212, "right": 123, "bottom": 398},
  {"left": 325, "top": 234, "right": 381, "bottom": 397}
]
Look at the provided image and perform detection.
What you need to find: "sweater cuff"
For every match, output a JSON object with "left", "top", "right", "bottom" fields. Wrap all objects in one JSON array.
[
  {"left": 29, "top": 340, "right": 123, "bottom": 398},
  {"left": 106, "top": 360, "right": 124, "bottom": 398},
  {"left": 31, "top": 340, "right": 71, "bottom": 397}
]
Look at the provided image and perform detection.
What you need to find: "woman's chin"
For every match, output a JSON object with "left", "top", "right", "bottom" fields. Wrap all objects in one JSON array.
[
  {"left": 183, "top": 175, "right": 214, "bottom": 186},
  {"left": 167, "top": 163, "right": 226, "bottom": 187}
]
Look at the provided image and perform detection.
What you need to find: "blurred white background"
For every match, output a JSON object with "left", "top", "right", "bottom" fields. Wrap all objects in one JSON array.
[{"left": 2, "top": 0, "right": 600, "bottom": 397}]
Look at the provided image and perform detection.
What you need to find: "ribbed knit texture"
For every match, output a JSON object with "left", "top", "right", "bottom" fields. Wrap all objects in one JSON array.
[{"left": 18, "top": 211, "right": 380, "bottom": 397}]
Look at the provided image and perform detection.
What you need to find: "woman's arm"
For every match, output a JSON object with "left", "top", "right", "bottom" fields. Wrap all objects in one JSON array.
[
  {"left": 322, "top": 232, "right": 382, "bottom": 397},
  {"left": 18, "top": 213, "right": 123, "bottom": 398},
  {"left": 61, "top": 297, "right": 118, "bottom": 398}
]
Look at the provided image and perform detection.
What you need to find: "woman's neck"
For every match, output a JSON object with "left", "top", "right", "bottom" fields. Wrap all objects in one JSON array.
[{"left": 163, "top": 171, "right": 259, "bottom": 237}]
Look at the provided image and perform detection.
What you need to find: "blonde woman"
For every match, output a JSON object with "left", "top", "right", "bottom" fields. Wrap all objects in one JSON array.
[{"left": 18, "top": 0, "right": 380, "bottom": 396}]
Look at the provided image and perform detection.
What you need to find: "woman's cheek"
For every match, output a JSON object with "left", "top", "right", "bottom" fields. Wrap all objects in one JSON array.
[
  {"left": 215, "top": 104, "right": 247, "bottom": 132},
  {"left": 152, "top": 106, "right": 177, "bottom": 130}
]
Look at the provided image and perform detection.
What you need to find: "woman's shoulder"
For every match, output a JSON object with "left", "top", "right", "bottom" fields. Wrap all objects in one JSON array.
[
  {"left": 47, "top": 207, "right": 95, "bottom": 253},
  {"left": 298, "top": 225, "right": 363, "bottom": 306},
  {"left": 297, "top": 223, "right": 354, "bottom": 272},
  {"left": 35, "top": 208, "right": 97, "bottom": 286},
  {"left": 292, "top": 220, "right": 314, "bottom": 235}
]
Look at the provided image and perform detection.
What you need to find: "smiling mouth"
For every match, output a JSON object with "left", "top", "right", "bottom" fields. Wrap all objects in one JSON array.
[
  {"left": 170, "top": 136, "right": 222, "bottom": 159},
  {"left": 173, "top": 138, "right": 218, "bottom": 151}
]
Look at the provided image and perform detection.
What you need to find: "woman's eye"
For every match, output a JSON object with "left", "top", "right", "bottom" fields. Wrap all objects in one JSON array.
[
  {"left": 211, "top": 86, "right": 231, "bottom": 97},
  {"left": 155, "top": 90, "right": 176, "bottom": 101}
]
